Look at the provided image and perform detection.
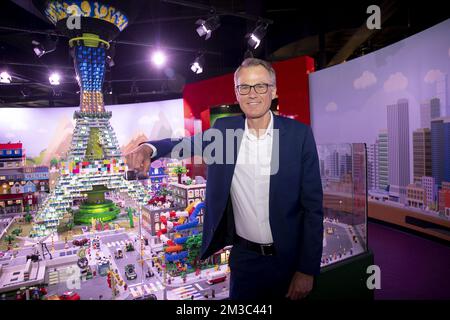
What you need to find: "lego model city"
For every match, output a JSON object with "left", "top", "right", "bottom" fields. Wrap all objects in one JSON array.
[{"left": 0, "top": 0, "right": 368, "bottom": 300}]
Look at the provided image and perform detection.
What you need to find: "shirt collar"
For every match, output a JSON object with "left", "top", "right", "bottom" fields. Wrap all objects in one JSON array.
[{"left": 244, "top": 111, "right": 273, "bottom": 141}]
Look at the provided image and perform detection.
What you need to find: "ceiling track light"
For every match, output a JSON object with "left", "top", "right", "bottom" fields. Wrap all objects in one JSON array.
[
  {"left": 190, "top": 54, "right": 205, "bottom": 74},
  {"left": 196, "top": 15, "right": 221, "bottom": 40},
  {"left": 105, "top": 82, "right": 113, "bottom": 95},
  {"left": 151, "top": 50, "right": 167, "bottom": 67},
  {"left": 0, "top": 71, "right": 12, "bottom": 84},
  {"left": 49, "top": 72, "right": 61, "bottom": 86},
  {"left": 32, "top": 36, "right": 58, "bottom": 58},
  {"left": 246, "top": 22, "right": 269, "bottom": 49},
  {"left": 106, "top": 55, "right": 115, "bottom": 68}
]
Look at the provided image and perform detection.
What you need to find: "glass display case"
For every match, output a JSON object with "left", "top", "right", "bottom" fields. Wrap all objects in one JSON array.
[{"left": 318, "top": 143, "right": 368, "bottom": 268}]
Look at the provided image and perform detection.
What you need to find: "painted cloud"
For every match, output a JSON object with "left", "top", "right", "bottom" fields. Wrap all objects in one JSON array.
[
  {"left": 353, "top": 71, "right": 377, "bottom": 89},
  {"left": 383, "top": 72, "right": 408, "bottom": 92},
  {"left": 424, "top": 69, "right": 444, "bottom": 83},
  {"left": 325, "top": 102, "right": 338, "bottom": 112}
]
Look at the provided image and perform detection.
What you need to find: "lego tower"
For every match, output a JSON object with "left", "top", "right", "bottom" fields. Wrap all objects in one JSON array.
[{"left": 30, "top": 0, "right": 148, "bottom": 237}]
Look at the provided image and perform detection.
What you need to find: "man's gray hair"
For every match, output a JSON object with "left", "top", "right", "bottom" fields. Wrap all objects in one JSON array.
[{"left": 234, "top": 58, "right": 276, "bottom": 86}]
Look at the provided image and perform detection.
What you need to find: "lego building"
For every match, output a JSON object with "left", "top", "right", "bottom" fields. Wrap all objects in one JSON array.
[
  {"left": 0, "top": 142, "right": 25, "bottom": 170},
  {"left": 170, "top": 182, "right": 206, "bottom": 208},
  {"left": 0, "top": 143, "right": 26, "bottom": 214}
]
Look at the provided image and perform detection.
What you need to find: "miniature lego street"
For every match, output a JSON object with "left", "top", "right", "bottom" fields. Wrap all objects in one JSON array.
[{"left": 0, "top": 111, "right": 367, "bottom": 302}]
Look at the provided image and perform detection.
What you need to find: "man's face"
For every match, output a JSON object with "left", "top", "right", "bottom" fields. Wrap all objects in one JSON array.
[{"left": 235, "top": 65, "right": 277, "bottom": 120}]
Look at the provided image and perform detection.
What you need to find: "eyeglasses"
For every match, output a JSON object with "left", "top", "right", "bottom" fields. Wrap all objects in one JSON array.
[{"left": 235, "top": 83, "right": 273, "bottom": 95}]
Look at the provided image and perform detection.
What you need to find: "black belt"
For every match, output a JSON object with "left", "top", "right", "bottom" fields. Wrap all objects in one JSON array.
[{"left": 234, "top": 234, "right": 276, "bottom": 256}]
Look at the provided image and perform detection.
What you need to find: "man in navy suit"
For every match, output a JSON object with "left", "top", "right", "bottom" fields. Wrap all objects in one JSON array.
[{"left": 126, "top": 58, "right": 323, "bottom": 300}]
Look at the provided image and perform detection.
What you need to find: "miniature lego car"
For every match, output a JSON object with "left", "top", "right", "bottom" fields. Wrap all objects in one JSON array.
[
  {"left": 125, "top": 242, "right": 134, "bottom": 252},
  {"left": 59, "top": 291, "right": 81, "bottom": 300},
  {"left": 206, "top": 270, "right": 226, "bottom": 285},
  {"left": 134, "top": 293, "right": 157, "bottom": 300},
  {"left": 72, "top": 238, "right": 89, "bottom": 247},
  {"left": 114, "top": 248, "right": 123, "bottom": 259},
  {"left": 125, "top": 264, "right": 137, "bottom": 280}
]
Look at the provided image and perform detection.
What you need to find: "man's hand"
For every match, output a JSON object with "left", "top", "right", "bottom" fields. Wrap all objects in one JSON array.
[
  {"left": 124, "top": 144, "right": 153, "bottom": 179},
  {"left": 286, "top": 272, "right": 314, "bottom": 300}
]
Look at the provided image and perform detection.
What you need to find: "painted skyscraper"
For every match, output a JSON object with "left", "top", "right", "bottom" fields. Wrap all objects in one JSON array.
[
  {"left": 431, "top": 117, "right": 450, "bottom": 187},
  {"left": 368, "top": 143, "right": 379, "bottom": 190},
  {"left": 325, "top": 150, "right": 339, "bottom": 178},
  {"left": 377, "top": 130, "right": 389, "bottom": 191},
  {"left": 420, "top": 101, "right": 431, "bottom": 129},
  {"left": 430, "top": 98, "right": 441, "bottom": 119},
  {"left": 436, "top": 73, "right": 448, "bottom": 117},
  {"left": 387, "top": 99, "right": 410, "bottom": 201},
  {"left": 412, "top": 128, "right": 432, "bottom": 184}
]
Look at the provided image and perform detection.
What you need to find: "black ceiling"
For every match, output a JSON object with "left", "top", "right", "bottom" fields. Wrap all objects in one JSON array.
[{"left": 0, "top": 0, "right": 448, "bottom": 108}]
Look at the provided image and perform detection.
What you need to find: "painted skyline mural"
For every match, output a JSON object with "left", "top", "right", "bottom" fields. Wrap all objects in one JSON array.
[
  {"left": 309, "top": 19, "right": 450, "bottom": 219},
  {"left": 0, "top": 99, "right": 185, "bottom": 166}
]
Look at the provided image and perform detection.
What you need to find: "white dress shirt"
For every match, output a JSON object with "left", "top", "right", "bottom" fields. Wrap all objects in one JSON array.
[{"left": 230, "top": 111, "right": 274, "bottom": 244}]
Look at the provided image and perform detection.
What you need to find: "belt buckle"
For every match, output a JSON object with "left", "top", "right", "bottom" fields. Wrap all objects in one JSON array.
[{"left": 260, "top": 244, "right": 273, "bottom": 256}]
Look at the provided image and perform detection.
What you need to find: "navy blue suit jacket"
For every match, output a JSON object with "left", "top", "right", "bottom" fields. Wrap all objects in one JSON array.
[{"left": 149, "top": 114, "right": 323, "bottom": 275}]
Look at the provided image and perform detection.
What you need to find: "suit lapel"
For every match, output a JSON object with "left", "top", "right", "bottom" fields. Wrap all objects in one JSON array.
[
  {"left": 269, "top": 115, "right": 287, "bottom": 232},
  {"left": 221, "top": 116, "right": 245, "bottom": 197}
]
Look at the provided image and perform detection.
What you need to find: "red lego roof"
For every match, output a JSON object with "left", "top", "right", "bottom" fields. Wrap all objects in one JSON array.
[
  {"left": 0, "top": 143, "right": 22, "bottom": 149},
  {"left": 0, "top": 193, "right": 25, "bottom": 200}
]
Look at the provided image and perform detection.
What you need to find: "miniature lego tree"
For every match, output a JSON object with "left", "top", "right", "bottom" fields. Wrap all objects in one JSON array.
[
  {"left": 11, "top": 228, "right": 22, "bottom": 236},
  {"left": 186, "top": 234, "right": 202, "bottom": 270},
  {"left": 4, "top": 234, "right": 16, "bottom": 245},
  {"left": 172, "top": 165, "right": 187, "bottom": 184},
  {"left": 50, "top": 157, "right": 58, "bottom": 168},
  {"left": 24, "top": 212, "right": 33, "bottom": 224}
]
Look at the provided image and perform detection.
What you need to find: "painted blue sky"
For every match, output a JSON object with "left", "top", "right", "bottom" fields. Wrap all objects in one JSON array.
[{"left": 310, "top": 19, "right": 450, "bottom": 146}]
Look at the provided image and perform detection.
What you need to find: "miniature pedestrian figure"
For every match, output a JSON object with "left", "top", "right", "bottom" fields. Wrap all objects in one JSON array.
[
  {"left": 99, "top": 294, "right": 103, "bottom": 300},
  {"left": 212, "top": 289, "right": 215, "bottom": 298},
  {"left": 191, "top": 294, "right": 194, "bottom": 300}
]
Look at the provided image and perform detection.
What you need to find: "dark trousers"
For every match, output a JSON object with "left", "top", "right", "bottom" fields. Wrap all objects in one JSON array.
[{"left": 229, "top": 242, "right": 295, "bottom": 300}]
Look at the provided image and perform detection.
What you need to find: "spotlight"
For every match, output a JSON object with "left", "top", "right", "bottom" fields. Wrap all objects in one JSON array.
[
  {"left": 152, "top": 50, "right": 167, "bottom": 67},
  {"left": 106, "top": 55, "right": 115, "bottom": 68},
  {"left": 196, "top": 16, "right": 220, "bottom": 40},
  {"left": 20, "top": 86, "right": 31, "bottom": 97},
  {"left": 190, "top": 55, "right": 204, "bottom": 74},
  {"left": 0, "top": 71, "right": 12, "bottom": 84},
  {"left": 105, "top": 82, "right": 113, "bottom": 95},
  {"left": 32, "top": 37, "right": 57, "bottom": 58},
  {"left": 49, "top": 72, "right": 61, "bottom": 85},
  {"left": 246, "top": 22, "right": 268, "bottom": 49}
]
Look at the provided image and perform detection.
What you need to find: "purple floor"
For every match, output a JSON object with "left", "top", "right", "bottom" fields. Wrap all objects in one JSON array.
[{"left": 368, "top": 221, "right": 450, "bottom": 300}]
